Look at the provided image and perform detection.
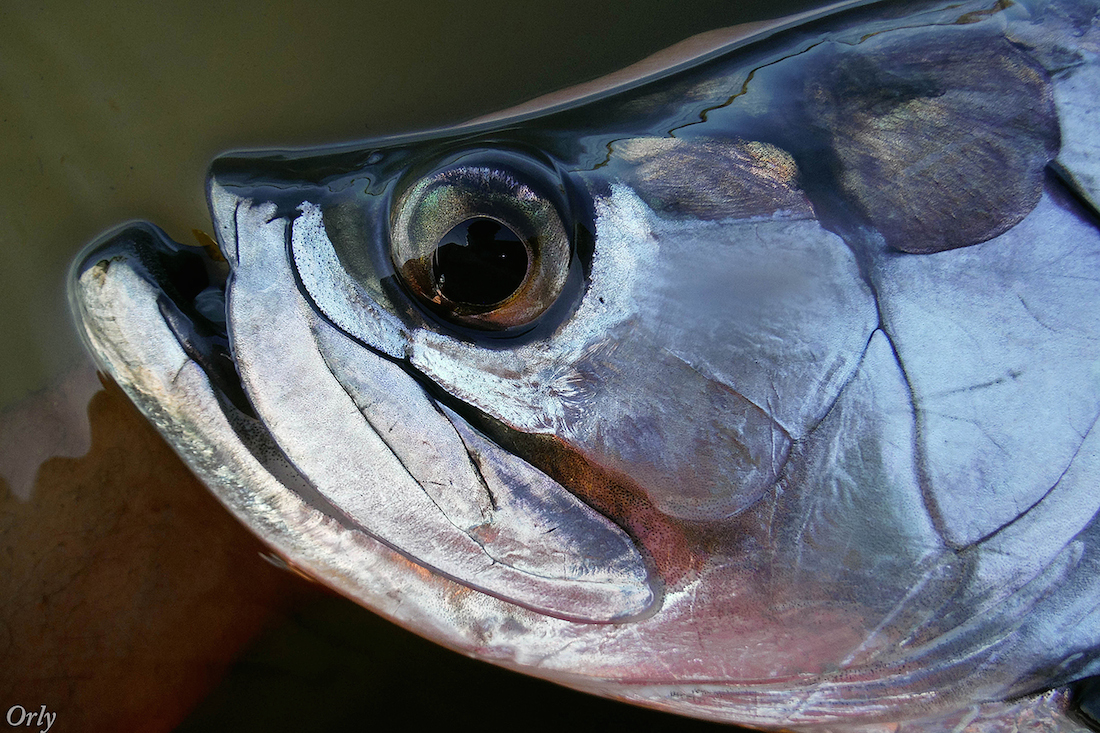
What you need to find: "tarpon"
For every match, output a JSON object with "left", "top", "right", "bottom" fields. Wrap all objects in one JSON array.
[{"left": 68, "top": 0, "right": 1100, "bottom": 729}]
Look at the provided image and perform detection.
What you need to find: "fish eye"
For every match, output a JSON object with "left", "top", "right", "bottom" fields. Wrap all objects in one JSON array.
[{"left": 389, "top": 153, "right": 571, "bottom": 330}]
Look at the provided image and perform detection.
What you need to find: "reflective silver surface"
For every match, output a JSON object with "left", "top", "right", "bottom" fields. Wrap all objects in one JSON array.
[{"left": 24, "top": 0, "right": 1100, "bottom": 729}]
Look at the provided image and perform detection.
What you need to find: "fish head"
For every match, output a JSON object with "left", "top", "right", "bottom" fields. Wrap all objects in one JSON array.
[
  {"left": 69, "top": 0, "right": 1100, "bottom": 727},
  {"left": 202, "top": 120, "right": 882, "bottom": 589}
]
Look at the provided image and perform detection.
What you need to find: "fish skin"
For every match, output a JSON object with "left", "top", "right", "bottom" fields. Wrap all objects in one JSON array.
[{"left": 67, "top": 0, "right": 1100, "bottom": 729}]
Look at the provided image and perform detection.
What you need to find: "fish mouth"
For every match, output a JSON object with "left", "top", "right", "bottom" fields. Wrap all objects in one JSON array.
[
  {"left": 70, "top": 222, "right": 250, "bottom": 414},
  {"left": 68, "top": 177, "right": 658, "bottom": 625}
]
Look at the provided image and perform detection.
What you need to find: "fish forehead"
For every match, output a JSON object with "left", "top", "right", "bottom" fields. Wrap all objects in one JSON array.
[{"left": 69, "top": 0, "right": 1100, "bottom": 728}]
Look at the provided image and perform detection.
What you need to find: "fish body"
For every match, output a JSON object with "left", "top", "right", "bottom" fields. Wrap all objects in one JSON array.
[{"left": 69, "top": 0, "right": 1100, "bottom": 729}]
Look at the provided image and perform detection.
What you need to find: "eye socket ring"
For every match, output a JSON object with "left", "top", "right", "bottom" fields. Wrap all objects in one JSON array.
[{"left": 389, "top": 152, "right": 571, "bottom": 331}]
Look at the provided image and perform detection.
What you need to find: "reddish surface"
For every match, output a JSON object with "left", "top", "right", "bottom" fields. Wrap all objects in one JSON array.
[{"left": 0, "top": 375, "right": 320, "bottom": 732}]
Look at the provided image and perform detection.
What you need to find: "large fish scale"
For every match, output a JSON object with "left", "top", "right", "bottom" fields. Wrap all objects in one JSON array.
[{"left": 870, "top": 183, "right": 1100, "bottom": 548}]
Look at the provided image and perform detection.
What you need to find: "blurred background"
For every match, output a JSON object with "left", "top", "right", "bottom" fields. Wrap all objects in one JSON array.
[{"left": 0, "top": 1, "right": 822, "bottom": 730}]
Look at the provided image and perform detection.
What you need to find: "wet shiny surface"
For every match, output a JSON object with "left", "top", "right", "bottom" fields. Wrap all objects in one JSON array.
[
  {"left": 0, "top": 1, "right": 831, "bottom": 730},
  {"left": 59, "top": 0, "right": 1100, "bottom": 727}
]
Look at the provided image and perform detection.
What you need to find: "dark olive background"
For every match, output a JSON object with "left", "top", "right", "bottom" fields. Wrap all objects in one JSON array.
[{"left": 1, "top": 1, "right": 826, "bottom": 730}]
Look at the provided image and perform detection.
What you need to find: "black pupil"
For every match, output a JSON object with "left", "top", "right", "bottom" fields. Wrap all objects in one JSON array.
[{"left": 433, "top": 218, "right": 529, "bottom": 306}]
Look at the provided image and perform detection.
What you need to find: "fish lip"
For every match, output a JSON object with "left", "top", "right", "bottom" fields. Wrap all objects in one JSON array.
[{"left": 69, "top": 221, "right": 249, "bottom": 415}]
